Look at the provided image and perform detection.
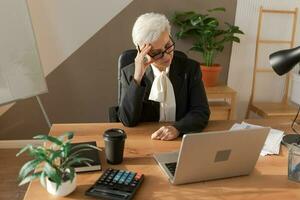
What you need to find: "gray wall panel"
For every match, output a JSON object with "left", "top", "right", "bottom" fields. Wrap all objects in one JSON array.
[{"left": 0, "top": 0, "right": 237, "bottom": 139}]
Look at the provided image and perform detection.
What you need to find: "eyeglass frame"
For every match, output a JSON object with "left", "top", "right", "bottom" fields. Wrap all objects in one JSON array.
[{"left": 137, "top": 36, "right": 175, "bottom": 60}]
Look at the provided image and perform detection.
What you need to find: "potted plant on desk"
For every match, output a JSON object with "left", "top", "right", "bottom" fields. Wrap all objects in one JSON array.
[
  {"left": 172, "top": 8, "right": 244, "bottom": 86},
  {"left": 16, "top": 132, "right": 99, "bottom": 196}
]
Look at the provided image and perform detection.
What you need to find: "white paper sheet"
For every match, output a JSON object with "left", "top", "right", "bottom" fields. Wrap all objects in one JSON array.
[{"left": 230, "top": 122, "right": 284, "bottom": 156}]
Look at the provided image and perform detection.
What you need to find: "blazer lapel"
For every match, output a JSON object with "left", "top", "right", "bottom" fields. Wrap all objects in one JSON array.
[
  {"left": 143, "top": 66, "right": 154, "bottom": 98},
  {"left": 145, "top": 66, "right": 154, "bottom": 83},
  {"left": 169, "top": 60, "right": 185, "bottom": 101}
]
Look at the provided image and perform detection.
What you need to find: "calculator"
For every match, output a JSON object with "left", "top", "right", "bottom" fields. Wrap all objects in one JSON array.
[{"left": 85, "top": 168, "right": 144, "bottom": 200}]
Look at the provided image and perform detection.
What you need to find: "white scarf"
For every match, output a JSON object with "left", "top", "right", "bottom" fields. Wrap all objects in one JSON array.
[{"left": 148, "top": 65, "right": 176, "bottom": 122}]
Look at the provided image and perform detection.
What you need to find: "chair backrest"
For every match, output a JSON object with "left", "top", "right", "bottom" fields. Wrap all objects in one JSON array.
[{"left": 117, "top": 49, "right": 187, "bottom": 104}]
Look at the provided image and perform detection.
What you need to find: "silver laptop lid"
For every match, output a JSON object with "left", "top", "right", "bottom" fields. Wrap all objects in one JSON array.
[{"left": 173, "top": 127, "right": 270, "bottom": 185}]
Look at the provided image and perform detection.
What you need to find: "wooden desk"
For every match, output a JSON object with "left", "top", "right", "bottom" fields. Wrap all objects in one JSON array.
[
  {"left": 23, "top": 120, "right": 300, "bottom": 200},
  {"left": 205, "top": 85, "right": 237, "bottom": 120}
]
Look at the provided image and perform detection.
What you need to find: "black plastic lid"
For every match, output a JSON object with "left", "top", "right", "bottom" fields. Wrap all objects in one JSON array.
[{"left": 103, "top": 128, "right": 126, "bottom": 140}]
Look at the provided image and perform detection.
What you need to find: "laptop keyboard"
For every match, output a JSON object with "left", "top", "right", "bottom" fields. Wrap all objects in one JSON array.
[{"left": 165, "top": 162, "right": 177, "bottom": 176}]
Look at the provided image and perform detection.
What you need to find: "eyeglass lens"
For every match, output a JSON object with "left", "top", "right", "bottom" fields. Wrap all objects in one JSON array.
[
  {"left": 137, "top": 36, "right": 175, "bottom": 60},
  {"left": 149, "top": 38, "right": 175, "bottom": 60}
]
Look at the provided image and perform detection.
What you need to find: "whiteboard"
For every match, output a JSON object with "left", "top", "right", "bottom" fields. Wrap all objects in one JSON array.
[{"left": 0, "top": 0, "right": 47, "bottom": 106}]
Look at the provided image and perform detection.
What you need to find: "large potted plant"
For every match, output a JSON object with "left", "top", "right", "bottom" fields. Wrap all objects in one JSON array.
[
  {"left": 16, "top": 132, "right": 99, "bottom": 196},
  {"left": 172, "top": 8, "right": 244, "bottom": 86}
]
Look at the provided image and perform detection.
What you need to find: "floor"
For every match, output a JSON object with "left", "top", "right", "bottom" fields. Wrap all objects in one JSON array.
[{"left": 0, "top": 149, "right": 30, "bottom": 200}]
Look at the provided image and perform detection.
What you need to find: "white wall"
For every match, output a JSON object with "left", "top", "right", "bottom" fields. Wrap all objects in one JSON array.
[
  {"left": 0, "top": 0, "right": 133, "bottom": 116},
  {"left": 27, "top": 0, "right": 133, "bottom": 76},
  {"left": 228, "top": 0, "right": 300, "bottom": 119}
]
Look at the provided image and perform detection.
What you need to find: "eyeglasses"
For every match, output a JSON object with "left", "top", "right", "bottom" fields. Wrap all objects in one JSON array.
[{"left": 137, "top": 36, "right": 175, "bottom": 60}]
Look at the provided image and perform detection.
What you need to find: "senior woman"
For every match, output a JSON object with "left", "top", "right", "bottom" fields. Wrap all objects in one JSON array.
[{"left": 118, "top": 13, "right": 210, "bottom": 141}]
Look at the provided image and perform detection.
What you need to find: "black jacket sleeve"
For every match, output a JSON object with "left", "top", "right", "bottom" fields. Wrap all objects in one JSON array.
[
  {"left": 172, "top": 63, "right": 210, "bottom": 135},
  {"left": 118, "top": 69, "right": 146, "bottom": 127}
]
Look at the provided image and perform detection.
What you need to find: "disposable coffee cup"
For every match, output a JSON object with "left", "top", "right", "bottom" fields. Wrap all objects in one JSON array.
[{"left": 103, "top": 128, "right": 127, "bottom": 164}]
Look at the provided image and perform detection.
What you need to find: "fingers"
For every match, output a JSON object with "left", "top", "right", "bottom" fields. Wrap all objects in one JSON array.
[
  {"left": 138, "top": 44, "right": 154, "bottom": 61},
  {"left": 161, "top": 131, "right": 176, "bottom": 141},
  {"left": 135, "top": 44, "right": 152, "bottom": 68},
  {"left": 137, "top": 44, "right": 155, "bottom": 65},
  {"left": 151, "top": 126, "right": 164, "bottom": 140},
  {"left": 134, "top": 44, "right": 153, "bottom": 84},
  {"left": 160, "top": 133, "right": 171, "bottom": 140},
  {"left": 139, "top": 44, "right": 151, "bottom": 57},
  {"left": 151, "top": 126, "right": 179, "bottom": 141}
]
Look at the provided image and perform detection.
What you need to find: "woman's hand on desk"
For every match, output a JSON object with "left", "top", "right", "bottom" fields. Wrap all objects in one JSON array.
[{"left": 151, "top": 126, "right": 179, "bottom": 141}]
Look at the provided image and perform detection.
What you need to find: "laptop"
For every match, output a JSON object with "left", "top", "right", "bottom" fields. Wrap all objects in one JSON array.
[{"left": 153, "top": 127, "right": 270, "bottom": 185}]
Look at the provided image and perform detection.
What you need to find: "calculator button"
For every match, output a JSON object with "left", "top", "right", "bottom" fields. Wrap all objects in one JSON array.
[
  {"left": 126, "top": 173, "right": 135, "bottom": 182},
  {"left": 118, "top": 172, "right": 129, "bottom": 184},
  {"left": 113, "top": 171, "right": 123, "bottom": 182},
  {"left": 130, "top": 183, "right": 136, "bottom": 187},
  {"left": 135, "top": 174, "right": 142, "bottom": 180},
  {"left": 86, "top": 168, "right": 144, "bottom": 200}
]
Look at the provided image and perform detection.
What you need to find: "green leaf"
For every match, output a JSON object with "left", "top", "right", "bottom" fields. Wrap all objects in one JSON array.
[
  {"left": 232, "top": 36, "right": 240, "bottom": 43},
  {"left": 203, "top": 30, "right": 212, "bottom": 35},
  {"left": 190, "top": 16, "right": 202, "bottom": 26},
  {"left": 49, "top": 149, "right": 63, "bottom": 162},
  {"left": 61, "top": 148, "right": 94, "bottom": 167},
  {"left": 28, "top": 147, "right": 48, "bottom": 161},
  {"left": 66, "top": 168, "right": 75, "bottom": 182},
  {"left": 235, "top": 29, "right": 244, "bottom": 34},
  {"left": 61, "top": 142, "right": 72, "bottom": 158},
  {"left": 208, "top": 7, "right": 226, "bottom": 12},
  {"left": 18, "top": 159, "right": 41, "bottom": 180},
  {"left": 58, "top": 132, "right": 74, "bottom": 142},
  {"left": 207, "top": 19, "right": 218, "bottom": 27},
  {"left": 44, "top": 162, "right": 61, "bottom": 188},
  {"left": 19, "top": 172, "right": 42, "bottom": 186},
  {"left": 16, "top": 144, "right": 33, "bottom": 157},
  {"left": 40, "top": 171, "right": 46, "bottom": 188},
  {"left": 33, "top": 135, "right": 63, "bottom": 146},
  {"left": 203, "top": 17, "right": 218, "bottom": 27}
]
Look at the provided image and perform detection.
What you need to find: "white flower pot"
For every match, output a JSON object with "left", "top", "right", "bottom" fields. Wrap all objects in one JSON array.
[
  {"left": 45, "top": 174, "right": 77, "bottom": 196},
  {"left": 291, "top": 73, "right": 300, "bottom": 105}
]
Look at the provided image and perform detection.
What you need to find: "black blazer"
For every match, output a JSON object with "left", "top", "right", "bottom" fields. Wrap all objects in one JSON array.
[{"left": 118, "top": 55, "right": 210, "bottom": 135}]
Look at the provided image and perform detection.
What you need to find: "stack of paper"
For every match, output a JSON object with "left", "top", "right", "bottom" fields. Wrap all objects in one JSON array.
[{"left": 230, "top": 122, "right": 284, "bottom": 156}]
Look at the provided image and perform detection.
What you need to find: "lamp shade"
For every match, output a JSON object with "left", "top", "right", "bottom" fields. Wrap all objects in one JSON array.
[{"left": 269, "top": 46, "right": 300, "bottom": 76}]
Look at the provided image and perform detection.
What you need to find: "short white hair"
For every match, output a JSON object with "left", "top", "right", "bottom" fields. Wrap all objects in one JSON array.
[{"left": 132, "top": 13, "right": 171, "bottom": 46}]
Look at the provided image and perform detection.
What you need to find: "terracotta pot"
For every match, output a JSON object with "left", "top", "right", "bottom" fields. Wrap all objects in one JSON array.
[{"left": 200, "top": 64, "right": 222, "bottom": 87}]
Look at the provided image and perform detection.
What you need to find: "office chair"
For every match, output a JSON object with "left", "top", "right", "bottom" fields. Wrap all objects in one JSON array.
[{"left": 108, "top": 49, "right": 187, "bottom": 122}]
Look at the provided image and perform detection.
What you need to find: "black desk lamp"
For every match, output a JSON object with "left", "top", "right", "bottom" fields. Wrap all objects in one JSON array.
[{"left": 269, "top": 46, "right": 300, "bottom": 146}]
